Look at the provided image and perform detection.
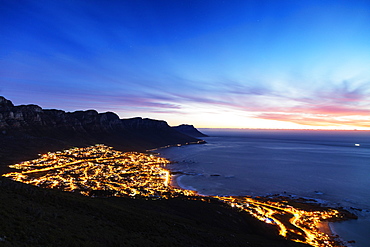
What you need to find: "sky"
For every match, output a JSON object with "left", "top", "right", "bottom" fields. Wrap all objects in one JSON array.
[{"left": 1, "top": 0, "right": 370, "bottom": 129}]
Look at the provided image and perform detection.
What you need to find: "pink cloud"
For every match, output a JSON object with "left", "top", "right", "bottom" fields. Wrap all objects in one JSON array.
[{"left": 257, "top": 112, "right": 370, "bottom": 128}]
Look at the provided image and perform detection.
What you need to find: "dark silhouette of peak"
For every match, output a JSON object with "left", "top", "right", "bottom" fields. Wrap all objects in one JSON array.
[
  {"left": 173, "top": 124, "right": 208, "bottom": 137},
  {"left": 0, "top": 96, "right": 14, "bottom": 108}
]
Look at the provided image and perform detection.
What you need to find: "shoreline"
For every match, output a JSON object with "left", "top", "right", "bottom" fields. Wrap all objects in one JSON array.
[
  {"left": 158, "top": 131, "right": 370, "bottom": 247},
  {"left": 169, "top": 173, "right": 182, "bottom": 189},
  {"left": 166, "top": 167, "right": 360, "bottom": 246},
  {"left": 317, "top": 221, "right": 333, "bottom": 236},
  {"left": 170, "top": 174, "right": 199, "bottom": 192},
  {"left": 169, "top": 172, "right": 358, "bottom": 246},
  {"left": 319, "top": 222, "right": 357, "bottom": 247}
]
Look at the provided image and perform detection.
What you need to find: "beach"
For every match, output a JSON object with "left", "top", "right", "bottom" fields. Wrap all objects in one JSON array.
[{"left": 317, "top": 221, "right": 333, "bottom": 236}]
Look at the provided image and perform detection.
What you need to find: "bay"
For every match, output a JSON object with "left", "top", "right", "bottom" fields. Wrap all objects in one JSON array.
[{"left": 159, "top": 129, "right": 370, "bottom": 246}]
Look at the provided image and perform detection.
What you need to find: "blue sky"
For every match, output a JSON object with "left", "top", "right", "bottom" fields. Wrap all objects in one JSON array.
[{"left": 1, "top": 0, "right": 370, "bottom": 129}]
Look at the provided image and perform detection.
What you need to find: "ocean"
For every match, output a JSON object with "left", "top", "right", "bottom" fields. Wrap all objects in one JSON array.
[{"left": 158, "top": 129, "right": 370, "bottom": 247}]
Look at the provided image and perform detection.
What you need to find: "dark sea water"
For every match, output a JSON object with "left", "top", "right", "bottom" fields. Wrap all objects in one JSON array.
[{"left": 159, "top": 129, "right": 370, "bottom": 247}]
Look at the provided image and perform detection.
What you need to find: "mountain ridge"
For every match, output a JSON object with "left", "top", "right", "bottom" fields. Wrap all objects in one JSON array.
[{"left": 0, "top": 96, "right": 204, "bottom": 172}]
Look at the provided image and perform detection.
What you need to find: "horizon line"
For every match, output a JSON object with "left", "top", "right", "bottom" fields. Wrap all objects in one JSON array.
[{"left": 197, "top": 127, "right": 369, "bottom": 131}]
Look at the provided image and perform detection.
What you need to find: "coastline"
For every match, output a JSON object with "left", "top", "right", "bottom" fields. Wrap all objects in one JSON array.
[
  {"left": 169, "top": 173, "right": 182, "bottom": 189},
  {"left": 158, "top": 132, "right": 370, "bottom": 247},
  {"left": 163, "top": 158, "right": 359, "bottom": 247},
  {"left": 170, "top": 174, "right": 199, "bottom": 192},
  {"left": 322, "top": 222, "right": 357, "bottom": 247},
  {"left": 317, "top": 221, "right": 333, "bottom": 236}
]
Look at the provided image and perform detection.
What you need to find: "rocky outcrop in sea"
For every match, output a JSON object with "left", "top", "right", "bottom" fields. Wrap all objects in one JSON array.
[{"left": 172, "top": 124, "right": 208, "bottom": 138}]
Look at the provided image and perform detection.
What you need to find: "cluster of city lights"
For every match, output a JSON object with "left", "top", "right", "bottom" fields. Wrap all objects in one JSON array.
[
  {"left": 3, "top": 145, "right": 347, "bottom": 247},
  {"left": 3, "top": 145, "right": 195, "bottom": 198}
]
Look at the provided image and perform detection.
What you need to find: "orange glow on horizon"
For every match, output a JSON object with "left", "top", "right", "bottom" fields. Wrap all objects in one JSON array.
[{"left": 146, "top": 106, "right": 370, "bottom": 130}]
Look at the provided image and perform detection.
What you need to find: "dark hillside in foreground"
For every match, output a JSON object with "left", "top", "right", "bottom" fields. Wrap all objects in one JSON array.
[
  {"left": 0, "top": 177, "right": 308, "bottom": 247},
  {"left": 0, "top": 96, "right": 203, "bottom": 172}
]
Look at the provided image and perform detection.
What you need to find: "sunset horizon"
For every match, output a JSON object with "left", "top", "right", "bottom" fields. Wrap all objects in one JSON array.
[
  {"left": 2, "top": 1, "right": 370, "bottom": 129},
  {"left": 3, "top": 95, "right": 370, "bottom": 130}
]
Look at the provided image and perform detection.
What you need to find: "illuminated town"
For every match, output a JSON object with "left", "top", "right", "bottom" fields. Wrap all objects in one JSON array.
[{"left": 3, "top": 145, "right": 349, "bottom": 247}]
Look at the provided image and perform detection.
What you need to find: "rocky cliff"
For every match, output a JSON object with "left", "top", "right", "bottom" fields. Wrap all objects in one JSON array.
[{"left": 0, "top": 96, "right": 204, "bottom": 171}]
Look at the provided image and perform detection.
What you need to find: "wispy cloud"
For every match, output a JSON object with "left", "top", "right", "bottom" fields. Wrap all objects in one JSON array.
[{"left": 257, "top": 112, "right": 370, "bottom": 128}]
